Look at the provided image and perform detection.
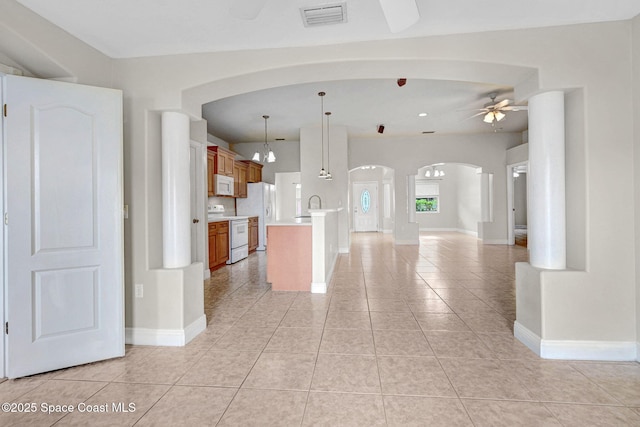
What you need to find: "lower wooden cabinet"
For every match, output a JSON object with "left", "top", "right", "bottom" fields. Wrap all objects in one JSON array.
[
  {"left": 209, "top": 221, "right": 229, "bottom": 271},
  {"left": 248, "top": 216, "right": 259, "bottom": 253}
]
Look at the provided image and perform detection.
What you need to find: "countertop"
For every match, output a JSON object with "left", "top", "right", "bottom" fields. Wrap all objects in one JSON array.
[
  {"left": 207, "top": 215, "right": 250, "bottom": 223},
  {"left": 267, "top": 218, "right": 312, "bottom": 227}
]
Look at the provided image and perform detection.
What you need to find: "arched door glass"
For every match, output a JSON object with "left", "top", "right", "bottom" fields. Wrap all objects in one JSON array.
[{"left": 361, "top": 189, "right": 371, "bottom": 213}]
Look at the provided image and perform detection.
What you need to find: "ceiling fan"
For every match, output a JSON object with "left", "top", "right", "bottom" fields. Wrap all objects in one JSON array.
[
  {"left": 470, "top": 93, "right": 528, "bottom": 125},
  {"left": 230, "top": 0, "right": 420, "bottom": 33}
]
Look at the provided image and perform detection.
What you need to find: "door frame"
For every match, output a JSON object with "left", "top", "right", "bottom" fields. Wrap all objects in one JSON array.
[
  {"left": 352, "top": 180, "right": 379, "bottom": 232},
  {"left": 506, "top": 161, "right": 528, "bottom": 246},
  {"left": 1, "top": 75, "right": 6, "bottom": 378},
  {"left": 190, "top": 140, "right": 208, "bottom": 278}
]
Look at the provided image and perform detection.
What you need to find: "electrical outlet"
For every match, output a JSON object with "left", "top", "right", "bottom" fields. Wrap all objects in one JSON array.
[{"left": 135, "top": 283, "right": 143, "bottom": 298}]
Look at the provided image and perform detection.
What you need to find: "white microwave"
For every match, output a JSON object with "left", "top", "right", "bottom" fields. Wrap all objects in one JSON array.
[{"left": 214, "top": 174, "right": 234, "bottom": 196}]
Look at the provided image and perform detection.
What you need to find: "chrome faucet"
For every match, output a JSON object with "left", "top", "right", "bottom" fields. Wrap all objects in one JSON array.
[{"left": 308, "top": 195, "right": 322, "bottom": 210}]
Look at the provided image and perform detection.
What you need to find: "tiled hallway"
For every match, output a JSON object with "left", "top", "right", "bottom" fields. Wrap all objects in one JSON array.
[{"left": 1, "top": 232, "right": 639, "bottom": 426}]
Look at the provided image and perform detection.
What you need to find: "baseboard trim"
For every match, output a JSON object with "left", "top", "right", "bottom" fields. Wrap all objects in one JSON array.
[
  {"left": 184, "top": 315, "right": 207, "bottom": 344},
  {"left": 311, "top": 282, "right": 327, "bottom": 293},
  {"left": 339, "top": 247, "right": 350, "bottom": 254},
  {"left": 514, "top": 321, "right": 541, "bottom": 356},
  {"left": 541, "top": 339, "right": 638, "bottom": 361},
  {"left": 125, "top": 314, "right": 207, "bottom": 347},
  {"left": 482, "top": 239, "right": 509, "bottom": 245},
  {"left": 514, "top": 321, "right": 637, "bottom": 361}
]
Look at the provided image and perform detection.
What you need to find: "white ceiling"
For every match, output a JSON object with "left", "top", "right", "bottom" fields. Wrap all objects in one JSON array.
[
  {"left": 15, "top": 0, "right": 640, "bottom": 58},
  {"left": 15, "top": 0, "right": 640, "bottom": 142},
  {"left": 202, "top": 79, "right": 525, "bottom": 142}
]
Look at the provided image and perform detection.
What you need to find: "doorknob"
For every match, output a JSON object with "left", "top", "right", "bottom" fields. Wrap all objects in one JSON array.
[{"left": 193, "top": 218, "right": 199, "bottom": 223}]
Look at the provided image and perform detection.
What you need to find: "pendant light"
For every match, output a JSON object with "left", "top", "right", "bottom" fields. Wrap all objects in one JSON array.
[
  {"left": 318, "top": 91, "right": 327, "bottom": 178},
  {"left": 325, "top": 111, "right": 332, "bottom": 180},
  {"left": 252, "top": 115, "right": 276, "bottom": 163}
]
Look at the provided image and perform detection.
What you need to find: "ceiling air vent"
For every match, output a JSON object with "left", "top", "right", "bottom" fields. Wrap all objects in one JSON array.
[{"left": 300, "top": 2, "right": 347, "bottom": 27}]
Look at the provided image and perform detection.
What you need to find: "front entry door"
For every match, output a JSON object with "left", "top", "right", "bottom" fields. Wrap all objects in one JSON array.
[
  {"left": 352, "top": 181, "right": 378, "bottom": 232},
  {"left": 4, "top": 75, "right": 124, "bottom": 378}
]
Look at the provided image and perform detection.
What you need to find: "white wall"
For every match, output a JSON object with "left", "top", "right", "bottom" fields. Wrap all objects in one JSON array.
[
  {"left": 456, "top": 165, "right": 482, "bottom": 233},
  {"left": 633, "top": 14, "right": 640, "bottom": 354},
  {"left": 416, "top": 165, "right": 458, "bottom": 230},
  {"left": 275, "top": 172, "right": 301, "bottom": 221},
  {"left": 415, "top": 164, "right": 481, "bottom": 234}
]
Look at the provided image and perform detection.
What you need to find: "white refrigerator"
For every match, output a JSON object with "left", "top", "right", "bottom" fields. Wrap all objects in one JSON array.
[{"left": 236, "top": 182, "right": 275, "bottom": 251}]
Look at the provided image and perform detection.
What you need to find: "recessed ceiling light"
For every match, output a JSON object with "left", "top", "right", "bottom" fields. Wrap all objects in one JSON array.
[{"left": 418, "top": 113, "right": 428, "bottom": 117}]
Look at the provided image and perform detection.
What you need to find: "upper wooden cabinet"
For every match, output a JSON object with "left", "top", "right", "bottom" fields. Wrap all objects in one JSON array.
[
  {"left": 239, "top": 160, "right": 263, "bottom": 183},
  {"left": 207, "top": 150, "right": 216, "bottom": 197},
  {"left": 208, "top": 146, "right": 235, "bottom": 177},
  {"left": 233, "top": 162, "right": 248, "bottom": 198}
]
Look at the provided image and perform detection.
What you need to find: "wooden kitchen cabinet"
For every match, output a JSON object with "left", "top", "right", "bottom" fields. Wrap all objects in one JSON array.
[
  {"left": 233, "top": 162, "right": 248, "bottom": 198},
  {"left": 208, "top": 221, "right": 229, "bottom": 271},
  {"left": 240, "top": 160, "right": 263, "bottom": 183},
  {"left": 207, "top": 150, "right": 216, "bottom": 197},
  {"left": 208, "top": 146, "right": 235, "bottom": 177},
  {"left": 248, "top": 216, "right": 259, "bottom": 253}
]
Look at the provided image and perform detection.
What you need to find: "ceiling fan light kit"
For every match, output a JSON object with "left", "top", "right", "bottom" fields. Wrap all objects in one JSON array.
[{"left": 472, "top": 92, "right": 528, "bottom": 126}]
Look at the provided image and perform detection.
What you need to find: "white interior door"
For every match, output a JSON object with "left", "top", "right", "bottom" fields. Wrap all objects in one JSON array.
[
  {"left": 189, "top": 142, "right": 205, "bottom": 265},
  {"left": 353, "top": 181, "right": 378, "bottom": 232},
  {"left": 4, "top": 75, "right": 124, "bottom": 378}
]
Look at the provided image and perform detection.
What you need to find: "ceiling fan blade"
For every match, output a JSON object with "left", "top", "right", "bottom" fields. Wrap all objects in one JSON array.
[
  {"left": 379, "top": 0, "right": 420, "bottom": 33},
  {"left": 494, "top": 99, "right": 510, "bottom": 109},
  {"left": 229, "top": 0, "right": 268, "bottom": 20},
  {"left": 467, "top": 111, "right": 487, "bottom": 119},
  {"left": 501, "top": 105, "right": 529, "bottom": 111}
]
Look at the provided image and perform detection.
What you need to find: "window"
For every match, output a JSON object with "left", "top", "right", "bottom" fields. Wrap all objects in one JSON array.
[
  {"left": 415, "top": 180, "right": 439, "bottom": 213},
  {"left": 416, "top": 197, "right": 438, "bottom": 212}
]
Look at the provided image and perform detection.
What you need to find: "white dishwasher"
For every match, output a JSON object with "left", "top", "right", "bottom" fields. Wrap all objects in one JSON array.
[{"left": 227, "top": 218, "right": 249, "bottom": 264}]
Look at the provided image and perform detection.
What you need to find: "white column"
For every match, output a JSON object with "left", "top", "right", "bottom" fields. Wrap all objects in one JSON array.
[
  {"left": 528, "top": 91, "right": 566, "bottom": 269},
  {"left": 162, "top": 112, "right": 191, "bottom": 268},
  {"left": 407, "top": 174, "right": 416, "bottom": 223}
]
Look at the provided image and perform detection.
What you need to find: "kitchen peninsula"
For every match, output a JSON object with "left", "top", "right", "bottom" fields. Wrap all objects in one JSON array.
[{"left": 266, "top": 208, "right": 341, "bottom": 293}]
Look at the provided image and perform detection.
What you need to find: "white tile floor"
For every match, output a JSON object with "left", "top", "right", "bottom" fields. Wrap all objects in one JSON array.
[{"left": 0, "top": 232, "right": 639, "bottom": 426}]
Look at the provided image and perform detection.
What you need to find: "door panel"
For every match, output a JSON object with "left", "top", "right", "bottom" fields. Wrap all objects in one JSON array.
[
  {"left": 352, "top": 182, "right": 378, "bottom": 232},
  {"left": 5, "top": 75, "right": 124, "bottom": 378},
  {"left": 35, "top": 105, "right": 96, "bottom": 251}
]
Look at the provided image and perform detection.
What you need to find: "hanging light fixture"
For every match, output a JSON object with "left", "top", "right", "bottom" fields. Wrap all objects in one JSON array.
[
  {"left": 425, "top": 165, "right": 445, "bottom": 178},
  {"left": 325, "top": 111, "right": 332, "bottom": 180},
  {"left": 318, "top": 91, "right": 327, "bottom": 178},
  {"left": 252, "top": 115, "right": 276, "bottom": 163}
]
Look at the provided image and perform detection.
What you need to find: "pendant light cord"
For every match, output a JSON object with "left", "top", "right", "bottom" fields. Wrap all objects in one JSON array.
[
  {"left": 319, "top": 92, "right": 325, "bottom": 171},
  {"left": 326, "top": 111, "right": 331, "bottom": 173}
]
